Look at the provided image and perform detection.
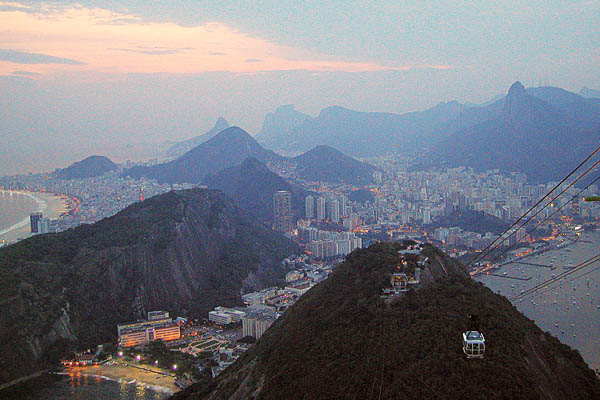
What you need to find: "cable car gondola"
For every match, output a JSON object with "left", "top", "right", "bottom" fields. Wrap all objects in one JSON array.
[{"left": 462, "top": 314, "right": 485, "bottom": 359}]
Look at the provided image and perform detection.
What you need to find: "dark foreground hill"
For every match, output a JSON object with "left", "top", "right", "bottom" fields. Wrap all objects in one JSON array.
[
  {"left": 173, "top": 242, "right": 600, "bottom": 399},
  {"left": 292, "top": 145, "right": 378, "bottom": 185},
  {"left": 0, "top": 189, "right": 297, "bottom": 385},
  {"left": 204, "top": 158, "right": 310, "bottom": 224},
  {"left": 54, "top": 155, "right": 117, "bottom": 179},
  {"left": 123, "top": 127, "right": 281, "bottom": 184}
]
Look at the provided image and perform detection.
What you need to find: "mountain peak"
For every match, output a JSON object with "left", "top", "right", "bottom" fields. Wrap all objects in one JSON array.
[
  {"left": 214, "top": 117, "right": 229, "bottom": 130},
  {"left": 503, "top": 81, "right": 527, "bottom": 114},
  {"left": 210, "top": 126, "right": 252, "bottom": 140},
  {"left": 293, "top": 145, "right": 377, "bottom": 185},
  {"left": 125, "top": 126, "right": 280, "bottom": 184}
]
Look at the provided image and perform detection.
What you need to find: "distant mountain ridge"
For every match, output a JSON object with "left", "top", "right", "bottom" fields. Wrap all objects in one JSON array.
[
  {"left": 125, "top": 126, "right": 378, "bottom": 187},
  {"left": 580, "top": 87, "right": 600, "bottom": 99},
  {"left": 257, "top": 105, "right": 311, "bottom": 152},
  {"left": 256, "top": 102, "right": 469, "bottom": 156},
  {"left": 54, "top": 155, "right": 117, "bottom": 179},
  {"left": 0, "top": 188, "right": 297, "bottom": 385},
  {"left": 165, "top": 118, "right": 230, "bottom": 159},
  {"left": 423, "top": 82, "right": 600, "bottom": 182},
  {"left": 124, "top": 126, "right": 282, "bottom": 184}
]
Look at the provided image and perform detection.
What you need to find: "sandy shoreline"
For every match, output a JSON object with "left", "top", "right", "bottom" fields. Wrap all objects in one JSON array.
[
  {"left": 0, "top": 190, "right": 70, "bottom": 244},
  {"left": 63, "top": 364, "right": 179, "bottom": 394}
]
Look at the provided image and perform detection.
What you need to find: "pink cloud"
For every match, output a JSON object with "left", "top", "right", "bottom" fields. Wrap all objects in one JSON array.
[{"left": 0, "top": 2, "right": 452, "bottom": 76}]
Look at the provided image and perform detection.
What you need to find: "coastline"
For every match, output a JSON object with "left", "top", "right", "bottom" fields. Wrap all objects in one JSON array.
[
  {"left": 62, "top": 364, "right": 178, "bottom": 394},
  {"left": 0, "top": 190, "right": 69, "bottom": 244}
]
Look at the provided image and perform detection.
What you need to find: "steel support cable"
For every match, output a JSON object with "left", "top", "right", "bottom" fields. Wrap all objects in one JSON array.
[
  {"left": 368, "top": 304, "right": 386, "bottom": 400},
  {"left": 470, "top": 158, "right": 600, "bottom": 267},
  {"left": 482, "top": 174, "right": 600, "bottom": 274},
  {"left": 378, "top": 320, "right": 385, "bottom": 400},
  {"left": 467, "top": 145, "right": 600, "bottom": 268},
  {"left": 511, "top": 256, "right": 600, "bottom": 302},
  {"left": 521, "top": 264, "right": 600, "bottom": 300},
  {"left": 510, "top": 253, "right": 600, "bottom": 301}
]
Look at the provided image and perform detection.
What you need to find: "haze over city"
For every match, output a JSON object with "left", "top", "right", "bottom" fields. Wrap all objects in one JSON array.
[
  {"left": 1, "top": 0, "right": 599, "bottom": 174},
  {"left": 2, "top": 2, "right": 600, "bottom": 399}
]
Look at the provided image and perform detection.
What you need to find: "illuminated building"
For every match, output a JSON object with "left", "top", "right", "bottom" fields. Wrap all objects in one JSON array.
[{"left": 117, "top": 311, "right": 180, "bottom": 347}]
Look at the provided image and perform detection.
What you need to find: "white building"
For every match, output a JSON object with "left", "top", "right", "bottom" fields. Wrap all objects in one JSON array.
[{"left": 208, "top": 311, "right": 232, "bottom": 325}]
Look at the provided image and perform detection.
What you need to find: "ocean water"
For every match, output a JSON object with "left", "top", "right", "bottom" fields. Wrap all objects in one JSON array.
[
  {"left": 0, "top": 191, "right": 44, "bottom": 234},
  {"left": 476, "top": 229, "right": 600, "bottom": 370},
  {"left": 3, "top": 372, "right": 169, "bottom": 400}
]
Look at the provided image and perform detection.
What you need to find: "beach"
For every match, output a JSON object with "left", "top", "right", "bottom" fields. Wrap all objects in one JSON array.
[
  {"left": 64, "top": 364, "right": 179, "bottom": 394},
  {"left": 0, "top": 190, "right": 70, "bottom": 244}
]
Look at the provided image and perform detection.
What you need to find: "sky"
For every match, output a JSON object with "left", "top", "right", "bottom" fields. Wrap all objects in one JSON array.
[{"left": 1, "top": 0, "right": 599, "bottom": 174}]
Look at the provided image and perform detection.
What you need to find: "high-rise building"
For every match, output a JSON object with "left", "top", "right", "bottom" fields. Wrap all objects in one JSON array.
[
  {"left": 305, "top": 195, "right": 314, "bottom": 219},
  {"left": 316, "top": 197, "right": 326, "bottom": 221},
  {"left": 30, "top": 212, "right": 42, "bottom": 233},
  {"left": 339, "top": 195, "right": 347, "bottom": 217},
  {"left": 329, "top": 200, "right": 340, "bottom": 223},
  {"left": 273, "top": 191, "right": 292, "bottom": 232},
  {"left": 422, "top": 209, "right": 431, "bottom": 225},
  {"left": 38, "top": 218, "right": 50, "bottom": 234}
]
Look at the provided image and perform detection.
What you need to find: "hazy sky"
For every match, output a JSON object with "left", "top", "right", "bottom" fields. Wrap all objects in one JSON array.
[{"left": 1, "top": 1, "right": 599, "bottom": 174}]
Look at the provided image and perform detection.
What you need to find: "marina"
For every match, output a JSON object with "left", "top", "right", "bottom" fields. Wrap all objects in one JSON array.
[{"left": 475, "top": 229, "right": 600, "bottom": 370}]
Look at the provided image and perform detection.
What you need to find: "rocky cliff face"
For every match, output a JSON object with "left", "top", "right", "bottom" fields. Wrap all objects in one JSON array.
[{"left": 0, "top": 189, "right": 297, "bottom": 384}]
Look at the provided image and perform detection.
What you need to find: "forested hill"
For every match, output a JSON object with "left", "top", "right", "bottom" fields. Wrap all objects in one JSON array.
[
  {"left": 0, "top": 189, "right": 297, "bottom": 385},
  {"left": 54, "top": 155, "right": 117, "bottom": 179},
  {"left": 427, "top": 209, "right": 509, "bottom": 235},
  {"left": 123, "top": 127, "right": 281, "bottom": 184},
  {"left": 173, "top": 242, "right": 600, "bottom": 399},
  {"left": 204, "top": 157, "right": 310, "bottom": 223},
  {"left": 292, "top": 145, "right": 378, "bottom": 185}
]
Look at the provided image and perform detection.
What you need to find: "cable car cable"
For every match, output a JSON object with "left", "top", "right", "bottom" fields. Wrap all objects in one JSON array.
[
  {"left": 511, "top": 253, "right": 600, "bottom": 301},
  {"left": 510, "top": 253, "right": 600, "bottom": 301},
  {"left": 469, "top": 158, "right": 600, "bottom": 268},
  {"left": 481, "top": 174, "right": 600, "bottom": 274},
  {"left": 522, "top": 263, "right": 600, "bottom": 300},
  {"left": 467, "top": 145, "right": 600, "bottom": 268}
]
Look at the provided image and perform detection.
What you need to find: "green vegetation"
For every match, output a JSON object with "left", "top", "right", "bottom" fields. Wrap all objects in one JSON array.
[
  {"left": 177, "top": 243, "right": 600, "bottom": 399},
  {"left": 346, "top": 189, "right": 375, "bottom": 204},
  {"left": 0, "top": 189, "right": 297, "bottom": 385},
  {"left": 55, "top": 155, "right": 117, "bottom": 180},
  {"left": 204, "top": 157, "right": 311, "bottom": 224},
  {"left": 427, "top": 209, "right": 509, "bottom": 235},
  {"left": 293, "top": 145, "right": 377, "bottom": 185}
]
